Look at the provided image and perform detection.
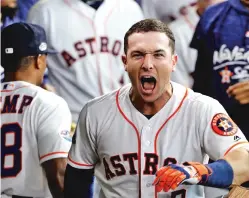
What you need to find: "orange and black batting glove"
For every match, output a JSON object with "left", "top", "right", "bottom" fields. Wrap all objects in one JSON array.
[{"left": 153, "top": 162, "right": 211, "bottom": 193}]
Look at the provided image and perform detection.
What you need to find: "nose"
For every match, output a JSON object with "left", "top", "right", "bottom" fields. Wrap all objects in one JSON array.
[{"left": 142, "top": 54, "right": 154, "bottom": 70}]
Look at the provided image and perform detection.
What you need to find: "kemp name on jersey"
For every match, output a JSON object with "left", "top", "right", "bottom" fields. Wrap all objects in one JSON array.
[
  {"left": 1, "top": 94, "right": 33, "bottom": 114},
  {"left": 1, "top": 81, "right": 72, "bottom": 197}
]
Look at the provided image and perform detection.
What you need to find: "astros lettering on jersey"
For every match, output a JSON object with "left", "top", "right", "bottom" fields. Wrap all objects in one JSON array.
[
  {"left": 27, "top": 0, "right": 144, "bottom": 122},
  {"left": 1, "top": 81, "right": 72, "bottom": 197},
  {"left": 68, "top": 82, "right": 248, "bottom": 198}
]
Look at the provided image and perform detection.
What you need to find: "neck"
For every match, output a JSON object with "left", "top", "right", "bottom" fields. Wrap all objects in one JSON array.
[
  {"left": 196, "top": 1, "right": 205, "bottom": 16},
  {"left": 130, "top": 83, "right": 173, "bottom": 115},
  {"left": 4, "top": 71, "right": 39, "bottom": 86}
]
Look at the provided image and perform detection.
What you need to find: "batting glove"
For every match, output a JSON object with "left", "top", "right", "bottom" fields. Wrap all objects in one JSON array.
[{"left": 153, "top": 162, "right": 212, "bottom": 192}]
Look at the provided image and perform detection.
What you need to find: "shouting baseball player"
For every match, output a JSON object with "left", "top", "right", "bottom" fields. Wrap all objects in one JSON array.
[
  {"left": 64, "top": 19, "right": 249, "bottom": 198},
  {"left": 27, "top": 0, "right": 144, "bottom": 122},
  {"left": 1, "top": 23, "right": 72, "bottom": 197}
]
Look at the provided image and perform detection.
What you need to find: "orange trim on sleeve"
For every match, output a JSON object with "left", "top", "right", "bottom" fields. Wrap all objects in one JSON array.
[
  {"left": 68, "top": 155, "right": 94, "bottom": 167},
  {"left": 224, "top": 141, "right": 249, "bottom": 156},
  {"left": 40, "top": 151, "right": 68, "bottom": 160}
]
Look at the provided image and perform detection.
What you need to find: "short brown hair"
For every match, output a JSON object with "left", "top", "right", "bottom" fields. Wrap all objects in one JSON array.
[
  {"left": 124, "top": 19, "right": 175, "bottom": 54},
  {"left": 2, "top": 55, "right": 35, "bottom": 72}
]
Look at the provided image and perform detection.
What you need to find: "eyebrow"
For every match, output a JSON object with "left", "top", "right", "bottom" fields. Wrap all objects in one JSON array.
[
  {"left": 131, "top": 49, "right": 166, "bottom": 54},
  {"left": 154, "top": 49, "right": 166, "bottom": 53}
]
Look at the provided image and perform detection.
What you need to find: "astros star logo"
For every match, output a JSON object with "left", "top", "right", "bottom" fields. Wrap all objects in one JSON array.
[
  {"left": 211, "top": 113, "right": 238, "bottom": 136},
  {"left": 218, "top": 119, "right": 232, "bottom": 131}
]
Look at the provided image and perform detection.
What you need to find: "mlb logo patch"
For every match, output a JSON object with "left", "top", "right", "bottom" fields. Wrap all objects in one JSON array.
[{"left": 5, "top": 48, "right": 14, "bottom": 54}]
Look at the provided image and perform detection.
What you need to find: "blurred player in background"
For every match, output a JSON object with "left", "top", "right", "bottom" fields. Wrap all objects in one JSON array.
[
  {"left": 1, "top": 0, "right": 21, "bottom": 29},
  {"left": 139, "top": 0, "right": 195, "bottom": 24},
  {"left": 191, "top": 0, "right": 249, "bottom": 168},
  {"left": 17, "top": 0, "right": 39, "bottom": 21},
  {"left": 169, "top": 0, "right": 225, "bottom": 88},
  {"left": 1, "top": 22, "right": 72, "bottom": 197},
  {"left": 64, "top": 19, "right": 249, "bottom": 198},
  {"left": 1, "top": 0, "right": 56, "bottom": 92},
  {"left": 27, "top": 0, "right": 144, "bottom": 122}
]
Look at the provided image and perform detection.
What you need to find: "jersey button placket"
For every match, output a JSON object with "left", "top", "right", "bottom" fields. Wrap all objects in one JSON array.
[
  {"left": 141, "top": 125, "right": 154, "bottom": 197},
  {"left": 141, "top": 125, "right": 152, "bottom": 149}
]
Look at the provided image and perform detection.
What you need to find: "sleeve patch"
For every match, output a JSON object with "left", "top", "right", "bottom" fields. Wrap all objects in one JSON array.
[
  {"left": 211, "top": 113, "right": 238, "bottom": 136},
  {"left": 60, "top": 130, "right": 72, "bottom": 142}
]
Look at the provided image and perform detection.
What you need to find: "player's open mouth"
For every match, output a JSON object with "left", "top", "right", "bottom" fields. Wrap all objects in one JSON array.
[{"left": 140, "top": 75, "right": 157, "bottom": 94}]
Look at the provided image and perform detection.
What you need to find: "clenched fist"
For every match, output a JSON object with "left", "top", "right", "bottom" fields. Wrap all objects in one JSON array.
[
  {"left": 153, "top": 162, "right": 211, "bottom": 193},
  {"left": 227, "top": 81, "right": 249, "bottom": 105}
]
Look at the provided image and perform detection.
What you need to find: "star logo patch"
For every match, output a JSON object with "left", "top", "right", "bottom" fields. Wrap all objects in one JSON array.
[{"left": 211, "top": 113, "right": 238, "bottom": 136}]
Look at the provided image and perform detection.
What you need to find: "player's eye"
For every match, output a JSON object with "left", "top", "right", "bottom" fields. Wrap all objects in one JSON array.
[
  {"left": 131, "top": 52, "right": 144, "bottom": 59},
  {"left": 154, "top": 53, "right": 165, "bottom": 58}
]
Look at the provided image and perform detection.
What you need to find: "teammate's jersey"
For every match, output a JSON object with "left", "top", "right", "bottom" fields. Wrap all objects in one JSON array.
[
  {"left": 1, "top": 65, "right": 4, "bottom": 82},
  {"left": 191, "top": 0, "right": 249, "bottom": 136},
  {"left": 68, "top": 82, "right": 248, "bottom": 198},
  {"left": 1, "top": 81, "right": 72, "bottom": 197},
  {"left": 169, "top": 5, "right": 199, "bottom": 88},
  {"left": 141, "top": 0, "right": 194, "bottom": 24},
  {"left": 27, "top": 0, "right": 144, "bottom": 122}
]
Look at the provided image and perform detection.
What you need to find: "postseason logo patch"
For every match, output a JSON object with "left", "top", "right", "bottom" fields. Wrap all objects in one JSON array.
[
  {"left": 60, "top": 130, "right": 72, "bottom": 142},
  {"left": 211, "top": 113, "right": 238, "bottom": 136}
]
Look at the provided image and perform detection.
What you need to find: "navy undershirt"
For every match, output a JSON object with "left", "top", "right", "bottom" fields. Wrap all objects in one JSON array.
[
  {"left": 82, "top": 0, "right": 103, "bottom": 10},
  {"left": 144, "top": 114, "right": 154, "bottom": 119}
]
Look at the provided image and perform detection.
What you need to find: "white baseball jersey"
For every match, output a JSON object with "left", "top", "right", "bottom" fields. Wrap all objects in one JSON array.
[
  {"left": 27, "top": 0, "right": 144, "bottom": 122},
  {"left": 1, "top": 81, "right": 72, "bottom": 197},
  {"left": 141, "top": 0, "right": 195, "bottom": 24},
  {"left": 68, "top": 82, "right": 248, "bottom": 198},
  {"left": 1, "top": 65, "right": 4, "bottom": 82},
  {"left": 169, "top": 5, "right": 199, "bottom": 88}
]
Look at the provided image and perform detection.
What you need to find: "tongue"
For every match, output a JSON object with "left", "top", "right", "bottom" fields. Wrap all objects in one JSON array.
[{"left": 143, "top": 82, "right": 155, "bottom": 90}]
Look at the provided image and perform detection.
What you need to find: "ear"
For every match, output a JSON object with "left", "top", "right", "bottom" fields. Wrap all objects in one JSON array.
[
  {"left": 122, "top": 54, "right": 128, "bottom": 71},
  {"left": 35, "top": 55, "right": 42, "bottom": 69},
  {"left": 171, "top": 54, "right": 178, "bottom": 72},
  {"left": 35, "top": 55, "right": 47, "bottom": 70}
]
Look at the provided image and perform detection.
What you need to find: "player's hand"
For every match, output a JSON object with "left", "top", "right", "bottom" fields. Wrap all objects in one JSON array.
[
  {"left": 153, "top": 162, "right": 211, "bottom": 193},
  {"left": 227, "top": 81, "right": 249, "bottom": 105}
]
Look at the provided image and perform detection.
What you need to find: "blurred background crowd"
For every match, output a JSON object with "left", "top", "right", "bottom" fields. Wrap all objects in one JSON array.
[{"left": 1, "top": 0, "right": 249, "bottom": 194}]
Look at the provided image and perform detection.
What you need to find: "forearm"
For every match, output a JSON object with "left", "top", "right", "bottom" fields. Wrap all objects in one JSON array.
[
  {"left": 47, "top": 171, "right": 65, "bottom": 198},
  {"left": 196, "top": 147, "right": 249, "bottom": 188},
  {"left": 223, "top": 147, "right": 249, "bottom": 185},
  {"left": 45, "top": 161, "right": 66, "bottom": 198}
]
